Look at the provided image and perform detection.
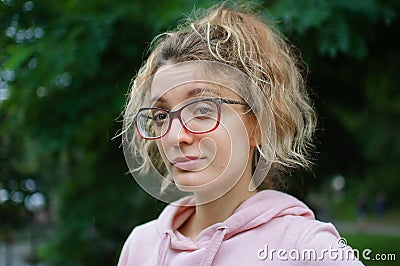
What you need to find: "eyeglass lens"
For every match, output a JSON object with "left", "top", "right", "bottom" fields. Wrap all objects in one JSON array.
[{"left": 137, "top": 99, "right": 220, "bottom": 139}]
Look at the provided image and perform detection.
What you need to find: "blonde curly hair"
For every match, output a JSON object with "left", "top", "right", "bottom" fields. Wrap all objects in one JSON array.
[{"left": 123, "top": 2, "right": 317, "bottom": 191}]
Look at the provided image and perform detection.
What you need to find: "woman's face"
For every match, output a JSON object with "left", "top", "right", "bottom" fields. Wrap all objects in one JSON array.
[{"left": 150, "top": 64, "right": 255, "bottom": 195}]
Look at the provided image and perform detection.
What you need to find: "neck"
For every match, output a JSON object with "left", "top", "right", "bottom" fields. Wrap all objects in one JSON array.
[
  {"left": 195, "top": 182, "right": 256, "bottom": 226},
  {"left": 179, "top": 166, "right": 256, "bottom": 241}
]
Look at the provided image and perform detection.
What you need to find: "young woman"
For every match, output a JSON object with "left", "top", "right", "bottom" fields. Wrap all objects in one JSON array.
[{"left": 118, "top": 3, "right": 363, "bottom": 266}]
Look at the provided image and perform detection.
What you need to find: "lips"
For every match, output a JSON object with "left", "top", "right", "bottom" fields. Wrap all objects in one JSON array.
[
  {"left": 172, "top": 156, "right": 199, "bottom": 163},
  {"left": 171, "top": 156, "right": 206, "bottom": 170}
]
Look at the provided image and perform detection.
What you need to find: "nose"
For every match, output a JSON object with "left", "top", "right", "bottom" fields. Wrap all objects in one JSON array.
[{"left": 164, "top": 117, "right": 194, "bottom": 146}]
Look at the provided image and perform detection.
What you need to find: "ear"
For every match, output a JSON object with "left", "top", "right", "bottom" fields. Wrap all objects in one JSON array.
[{"left": 248, "top": 115, "right": 261, "bottom": 148}]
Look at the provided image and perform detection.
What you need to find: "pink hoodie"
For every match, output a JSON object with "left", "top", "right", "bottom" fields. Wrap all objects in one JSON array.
[{"left": 118, "top": 190, "right": 364, "bottom": 265}]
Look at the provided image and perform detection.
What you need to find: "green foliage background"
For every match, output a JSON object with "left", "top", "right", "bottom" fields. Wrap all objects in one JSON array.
[{"left": 0, "top": 0, "right": 399, "bottom": 265}]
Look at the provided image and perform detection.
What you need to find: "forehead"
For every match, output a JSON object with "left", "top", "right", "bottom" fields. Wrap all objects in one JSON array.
[{"left": 150, "top": 62, "right": 241, "bottom": 102}]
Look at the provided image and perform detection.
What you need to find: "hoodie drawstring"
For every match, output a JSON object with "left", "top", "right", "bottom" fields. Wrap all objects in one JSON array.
[
  {"left": 157, "top": 232, "right": 171, "bottom": 266},
  {"left": 199, "top": 226, "right": 229, "bottom": 266}
]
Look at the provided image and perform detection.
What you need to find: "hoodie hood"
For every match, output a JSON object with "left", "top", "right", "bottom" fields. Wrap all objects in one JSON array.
[{"left": 156, "top": 190, "right": 315, "bottom": 265}]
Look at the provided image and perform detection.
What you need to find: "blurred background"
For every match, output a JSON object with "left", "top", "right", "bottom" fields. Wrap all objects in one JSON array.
[{"left": 0, "top": 0, "right": 399, "bottom": 265}]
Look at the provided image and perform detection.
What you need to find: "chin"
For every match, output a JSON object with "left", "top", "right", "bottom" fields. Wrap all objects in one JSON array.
[
  {"left": 172, "top": 170, "right": 216, "bottom": 192},
  {"left": 173, "top": 170, "right": 238, "bottom": 196}
]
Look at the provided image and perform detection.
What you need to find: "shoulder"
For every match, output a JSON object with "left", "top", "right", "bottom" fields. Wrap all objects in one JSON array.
[
  {"left": 117, "top": 219, "right": 160, "bottom": 265},
  {"left": 124, "top": 219, "right": 160, "bottom": 247},
  {"left": 286, "top": 215, "right": 340, "bottom": 244},
  {"left": 286, "top": 216, "right": 363, "bottom": 265},
  {"left": 253, "top": 210, "right": 364, "bottom": 265},
  {"left": 275, "top": 214, "right": 341, "bottom": 251}
]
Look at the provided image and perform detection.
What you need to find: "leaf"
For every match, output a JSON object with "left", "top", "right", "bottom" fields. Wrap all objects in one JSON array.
[{"left": 3, "top": 45, "right": 34, "bottom": 69}]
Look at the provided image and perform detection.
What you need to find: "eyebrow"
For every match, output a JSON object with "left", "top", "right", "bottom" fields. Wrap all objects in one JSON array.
[
  {"left": 150, "top": 87, "right": 223, "bottom": 104},
  {"left": 187, "top": 87, "right": 223, "bottom": 98}
]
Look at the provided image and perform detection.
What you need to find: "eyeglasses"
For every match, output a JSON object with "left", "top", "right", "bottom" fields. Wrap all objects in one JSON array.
[{"left": 135, "top": 98, "right": 248, "bottom": 140}]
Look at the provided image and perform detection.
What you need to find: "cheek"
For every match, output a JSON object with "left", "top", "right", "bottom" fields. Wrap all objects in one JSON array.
[
  {"left": 219, "top": 116, "right": 251, "bottom": 164},
  {"left": 212, "top": 136, "right": 231, "bottom": 167},
  {"left": 210, "top": 119, "right": 250, "bottom": 167}
]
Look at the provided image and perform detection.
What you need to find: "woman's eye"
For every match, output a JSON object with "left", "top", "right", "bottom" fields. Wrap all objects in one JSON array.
[
  {"left": 197, "top": 106, "right": 212, "bottom": 114},
  {"left": 193, "top": 105, "right": 215, "bottom": 118},
  {"left": 152, "top": 111, "right": 168, "bottom": 122}
]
